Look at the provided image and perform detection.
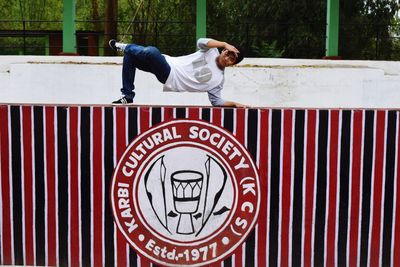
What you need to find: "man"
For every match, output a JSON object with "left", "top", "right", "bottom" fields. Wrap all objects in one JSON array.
[{"left": 109, "top": 38, "right": 246, "bottom": 107}]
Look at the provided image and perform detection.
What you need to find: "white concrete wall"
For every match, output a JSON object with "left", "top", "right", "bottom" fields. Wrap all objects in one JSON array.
[{"left": 1, "top": 55, "right": 400, "bottom": 108}]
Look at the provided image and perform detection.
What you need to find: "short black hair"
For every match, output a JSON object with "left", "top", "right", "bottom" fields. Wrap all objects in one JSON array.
[{"left": 233, "top": 45, "right": 245, "bottom": 64}]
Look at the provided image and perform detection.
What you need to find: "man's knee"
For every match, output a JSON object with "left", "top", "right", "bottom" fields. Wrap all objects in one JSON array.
[{"left": 143, "top": 46, "right": 161, "bottom": 57}]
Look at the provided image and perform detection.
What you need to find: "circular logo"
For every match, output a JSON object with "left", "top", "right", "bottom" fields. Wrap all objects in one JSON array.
[{"left": 111, "top": 120, "right": 260, "bottom": 266}]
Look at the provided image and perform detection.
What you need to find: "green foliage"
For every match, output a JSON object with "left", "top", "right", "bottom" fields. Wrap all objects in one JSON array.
[
  {"left": 0, "top": 0, "right": 400, "bottom": 59},
  {"left": 251, "top": 40, "right": 284, "bottom": 58}
]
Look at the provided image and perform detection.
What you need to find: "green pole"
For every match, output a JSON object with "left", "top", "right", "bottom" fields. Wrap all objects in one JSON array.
[
  {"left": 326, "top": 0, "right": 339, "bottom": 57},
  {"left": 63, "top": 0, "right": 77, "bottom": 54},
  {"left": 196, "top": 0, "right": 206, "bottom": 40}
]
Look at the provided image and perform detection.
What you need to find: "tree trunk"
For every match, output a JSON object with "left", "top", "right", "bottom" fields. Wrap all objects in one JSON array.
[{"left": 104, "top": 0, "right": 118, "bottom": 55}]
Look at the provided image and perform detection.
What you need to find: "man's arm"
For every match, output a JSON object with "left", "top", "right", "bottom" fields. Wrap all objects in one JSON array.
[
  {"left": 203, "top": 39, "right": 240, "bottom": 56},
  {"left": 208, "top": 84, "right": 249, "bottom": 108}
]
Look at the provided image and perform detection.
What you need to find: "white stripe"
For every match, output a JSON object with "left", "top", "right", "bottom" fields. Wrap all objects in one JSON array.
[
  {"left": 43, "top": 108, "right": 48, "bottom": 266},
  {"left": 125, "top": 107, "right": 130, "bottom": 266},
  {"left": 0, "top": 109, "right": 3, "bottom": 264},
  {"left": 67, "top": 107, "right": 71, "bottom": 267},
  {"left": 242, "top": 242, "right": 246, "bottom": 266},
  {"left": 161, "top": 107, "right": 165, "bottom": 122},
  {"left": 138, "top": 107, "right": 141, "bottom": 134},
  {"left": 78, "top": 107, "right": 82, "bottom": 267},
  {"left": 346, "top": 110, "right": 353, "bottom": 267},
  {"left": 311, "top": 111, "right": 320, "bottom": 267},
  {"left": 20, "top": 106, "right": 27, "bottom": 265},
  {"left": 266, "top": 109, "right": 272, "bottom": 266},
  {"left": 254, "top": 109, "right": 261, "bottom": 267},
  {"left": 101, "top": 107, "right": 105, "bottom": 266},
  {"left": 90, "top": 107, "right": 94, "bottom": 267},
  {"left": 289, "top": 109, "right": 295, "bottom": 267},
  {"left": 278, "top": 109, "right": 284, "bottom": 267},
  {"left": 301, "top": 110, "right": 309, "bottom": 265},
  {"left": 55, "top": 108, "right": 59, "bottom": 266},
  {"left": 30, "top": 107, "right": 36, "bottom": 265}
]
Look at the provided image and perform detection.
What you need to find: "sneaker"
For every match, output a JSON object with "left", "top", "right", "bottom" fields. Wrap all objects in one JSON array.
[
  {"left": 112, "top": 96, "right": 133, "bottom": 105},
  {"left": 108, "top": 39, "right": 126, "bottom": 52}
]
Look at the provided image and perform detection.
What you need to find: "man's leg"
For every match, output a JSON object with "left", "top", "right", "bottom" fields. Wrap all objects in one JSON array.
[
  {"left": 121, "top": 44, "right": 171, "bottom": 96},
  {"left": 121, "top": 49, "right": 136, "bottom": 99}
]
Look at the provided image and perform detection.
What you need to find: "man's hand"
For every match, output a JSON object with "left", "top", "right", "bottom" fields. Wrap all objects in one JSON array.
[
  {"left": 223, "top": 43, "right": 240, "bottom": 57},
  {"left": 221, "top": 101, "right": 250, "bottom": 108}
]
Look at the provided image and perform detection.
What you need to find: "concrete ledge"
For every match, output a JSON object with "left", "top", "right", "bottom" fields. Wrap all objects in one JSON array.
[{"left": 1, "top": 56, "right": 399, "bottom": 108}]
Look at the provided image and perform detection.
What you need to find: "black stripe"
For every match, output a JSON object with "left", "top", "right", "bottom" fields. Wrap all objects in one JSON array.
[
  {"left": 151, "top": 107, "right": 162, "bottom": 126},
  {"left": 57, "top": 107, "right": 69, "bottom": 267},
  {"left": 128, "top": 107, "right": 139, "bottom": 142},
  {"left": 175, "top": 107, "right": 186, "bottom": 119},
  {"left": 245, "top": 109, "right": 258, "bottom": 267},
  {"left": 33, "top": 106, "right": 45, "bottom": 266},
  {"left": 292, "top": 110, "right": 305, "bottom": 267},
  {"left": 104, "top": 107, "right": 115, "bottom": 267},
  {"left": 10, "top": 106, "right": 23, "bottom": 265},
  {"left": 382, "top": 111, "right": 397, "bottom": 266},
  {"left": 360, "top": 110, "right": 375, "bottom": 267},
  {"left": 337, "top": 110, "right": 351, "bottom": 266},
  {"left": 269, "top": 110, "right": 281, "bottom": 267},
  {"left": 223, "top": 109, "right": 234, "bottom": 133},
  {"left": 201, "top": 108, "right": 211, "bottom": 122},
  {"left": 129, "top": 248, "right": 138, "bottom": 267},
  {"left": 223, "top": 257, "right": 232, "bottom": 267},
  {"left": 80, "top": 107, "right": 91, "bottom": 267},
  {"left": 313, "top": 110, "right": 328, "bottom": 266}
]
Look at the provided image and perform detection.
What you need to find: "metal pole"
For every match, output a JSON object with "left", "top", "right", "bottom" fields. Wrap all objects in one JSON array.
[
  {"left": 196, "top": 0, "right": 206, "bottom": 40},
  {"left": 63, "top": 0, "right": 77, "bottom": 54},
  {"left": 326, "top": 0, "right": 339, "bottom": 57}
]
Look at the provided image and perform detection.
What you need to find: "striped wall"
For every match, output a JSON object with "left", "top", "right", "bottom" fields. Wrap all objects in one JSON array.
[{"left": 0, "top": 105, "right": 400, "bottom": 267}]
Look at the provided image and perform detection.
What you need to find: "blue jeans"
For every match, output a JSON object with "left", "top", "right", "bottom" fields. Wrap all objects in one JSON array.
[{"left": 121, "top": 44, "right": 171, "bottom": 99}]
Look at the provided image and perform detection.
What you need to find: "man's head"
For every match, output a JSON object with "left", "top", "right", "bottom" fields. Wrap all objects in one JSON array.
[{"left": 217, "top": 45, "right": 245, "bottom": 69}]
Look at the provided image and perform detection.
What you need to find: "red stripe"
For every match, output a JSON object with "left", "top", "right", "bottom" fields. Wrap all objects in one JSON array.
[
  {"left": 234, "top": 109, "right": 245, "bottom": 267},
  {"left": 393, "top": 112, "right": 400, "bottom": 267},
  {"left": 257, "top": 109, "right": 269, "bottom": 267},
  {"left": 188, "top": 107, "right": 200, "bottom": 119},
  {"left": 303, "top": 110, "right": 317, "bottom": 267},
  {"left": 348, "top": 110, "right": 363, "bottom": 266},
  {"left": 163, "top": 107, "right": 174, "bottom": 122},
  {"left": 45, "top": 106, "right": 57, "bottom": 266},
  {"left": 69, "top": 107, "right": 80, "bottom": 267},
  {"left": 369, "top": 111, "right": 386, "bottom": 267},
  {"left": 22, "top": 106, "right": 34, "bottom": 265},
  {"left": 116, "top": 107, "right": 127, "bottom": 267},
  {"left": 140, "top": 107, "right": 150, "bottom": 133},
  {"left": 235, "top": 109, "right": 245, "bottom": 144},
  {"left": 0, "top": 106, "right": 12, "bottom": 264},
  {"left": 325, "top": 110, "right": 339, "bottom": 267},
  {"left": 212, "top": 108, "right": 222, "bottom": 126},
  {"left": 92, "top": 107, "right": 103, "bottom": 266},
  {"left": 280, "top": 110, "right": 293, "bottom": 267}
]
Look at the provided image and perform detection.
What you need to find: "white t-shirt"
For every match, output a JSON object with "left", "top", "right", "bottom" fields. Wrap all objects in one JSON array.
[{"left": 163, "top": 38, "right": 225, "bottom": 106}]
